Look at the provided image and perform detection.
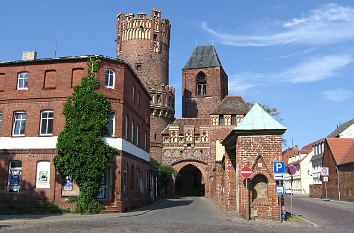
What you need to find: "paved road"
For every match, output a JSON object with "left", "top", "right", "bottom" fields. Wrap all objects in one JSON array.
[
  {"left": 0, "top": 197, "right": 352, "bottom": 233},
  {"left": 285, "top": 195, "right": 354, "bottom": 231}
]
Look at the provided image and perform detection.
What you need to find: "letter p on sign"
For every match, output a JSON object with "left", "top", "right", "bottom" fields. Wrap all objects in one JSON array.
[{"left": 273, "top": 161, "right": 285, "bottom": 173}]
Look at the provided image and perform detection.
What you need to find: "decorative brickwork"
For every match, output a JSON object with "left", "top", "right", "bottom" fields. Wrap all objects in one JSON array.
[{"left": 116, "top": 10, "right": 175, "bottom": 162}]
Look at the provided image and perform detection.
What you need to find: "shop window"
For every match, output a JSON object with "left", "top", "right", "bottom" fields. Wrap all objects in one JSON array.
[
  {"left": 8, "top": 161, "right": 22, "bottom": 193},
  {"left": 40, "top": 110, "right": 54, "bottom": 136},
  {"left": 36, "top": 161, "right": 50, "bottom": 189}
]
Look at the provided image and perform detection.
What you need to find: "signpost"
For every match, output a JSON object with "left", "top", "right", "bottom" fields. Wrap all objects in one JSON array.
[
  {"left": 321, "top": 167, "right": 329, "bottom": 200},
  {"left": 241, "top": 166, "right": 252, "bottom": 220},
  {"left": 287, "top": 164, "right": 297, "bottom": 216},
  {"left": 273, "top": 161, "right": 285, "bottom": 222}
]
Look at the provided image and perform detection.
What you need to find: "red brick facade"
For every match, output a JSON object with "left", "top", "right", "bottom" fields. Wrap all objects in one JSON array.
[
  {"left": 182, "top": 67, "right": 228, "bottom": 118},
  {"left": 116, "top": 10, "right": 175, "bottom": 163},
  {"left": 0, "top": 56, "right": 152, "bottom": 212}
]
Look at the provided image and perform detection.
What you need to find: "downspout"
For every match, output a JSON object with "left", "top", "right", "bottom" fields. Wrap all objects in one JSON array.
[{"left": 336, "top": 166, "right": 341, "bottom": 200}]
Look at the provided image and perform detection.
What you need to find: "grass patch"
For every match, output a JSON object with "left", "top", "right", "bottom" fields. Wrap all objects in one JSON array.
[
  {"left": 285, "top": 212, "right": 306, "bottom": 223},
  {"left": 0, "top": 204, "right": 71, "bottom": 215}
]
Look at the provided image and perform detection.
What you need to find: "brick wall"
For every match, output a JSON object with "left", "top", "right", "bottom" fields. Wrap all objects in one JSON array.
[
  {"left": 182, "top": 67, "right": 227, "bottom": 118},
  {"left": 235, "top": 134, "right": 282, "bottom": 221}
]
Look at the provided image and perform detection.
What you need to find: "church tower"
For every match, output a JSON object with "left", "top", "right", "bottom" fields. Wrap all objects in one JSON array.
[
  {"left": 116, "top": 9, "right": 175, "bottom": 162},
  {"left": 182, "top": 45, "right": 228, "bottom": 118}
]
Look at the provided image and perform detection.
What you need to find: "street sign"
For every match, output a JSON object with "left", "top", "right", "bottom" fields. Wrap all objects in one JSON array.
[
  {"left": 273, "top": 161, "right": 285, "bottom": 173},
  {"left": 273, "top": 161, "right": 285, "bottom": 180},
  {"left": 287, "top": 165, "right": 297, "bottom": 176},
  {"left": 276, "top": 186, "right": 285, "bottom": 195},
  {"left": 240, "top": 166, "right": 252, "bottom": 178},
  {"left": 274, "top": 173, "right": 285, "bottom": 180},
  {"left": 323, "top": 176, "right": 328, "bottom": 182},
  {"left": 321, "top": 167, "right": 329, "bottom": 176}
]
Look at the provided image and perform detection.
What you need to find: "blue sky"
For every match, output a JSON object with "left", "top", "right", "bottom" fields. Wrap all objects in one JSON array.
[{"left": 1, "top": 0, "right": 353, "bottom": 149}]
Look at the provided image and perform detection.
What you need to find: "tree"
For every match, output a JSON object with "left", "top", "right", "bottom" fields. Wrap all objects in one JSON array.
[
  {"left": 54, "top": 57, "right": 117, "bottom": 214},
  {"left": 247, "top": 102, "right": 281, "bottom": 121}
]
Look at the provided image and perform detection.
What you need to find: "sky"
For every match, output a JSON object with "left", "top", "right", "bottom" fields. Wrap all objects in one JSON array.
[{"left": 1, "top": 0, "right": 353, "bottom": 149}]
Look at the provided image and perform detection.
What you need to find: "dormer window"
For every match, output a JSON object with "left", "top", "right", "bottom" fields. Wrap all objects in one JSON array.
[{"left": 196, "top": 72, "right": 206, "bottom": 96}]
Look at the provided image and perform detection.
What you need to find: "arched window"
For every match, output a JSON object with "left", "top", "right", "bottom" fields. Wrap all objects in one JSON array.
[
  {"left": 104, "top": 69, "right": 115, "bottom": 88},
  {"left": 196, "top": 72, "right": 206, "bottom": 96}
]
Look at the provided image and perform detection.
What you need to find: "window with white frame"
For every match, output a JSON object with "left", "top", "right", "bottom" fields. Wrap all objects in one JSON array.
[
  {"left": 104, "top": 69, "right": 115, "bottom": 88},
  {"left": 40, "top": 110, "right": 54, "bottom": 136},
  {"left": 107, "top": 112, "right": 115, "bottom": 136},
  {"left": 17, "top": 72, "right": 28, "bottom": 90},
  {"left": 12, "top": 112, "right": 26, "bottom": 136}
]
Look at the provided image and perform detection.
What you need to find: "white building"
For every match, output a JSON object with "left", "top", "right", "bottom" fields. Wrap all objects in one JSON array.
[{"left": 283, "top": 144, "right": 315, "bottom": 195}]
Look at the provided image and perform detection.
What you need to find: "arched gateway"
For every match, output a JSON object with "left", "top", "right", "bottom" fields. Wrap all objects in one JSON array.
[{"left": 173, "top": 161, "right": 207, "bottom": 197}]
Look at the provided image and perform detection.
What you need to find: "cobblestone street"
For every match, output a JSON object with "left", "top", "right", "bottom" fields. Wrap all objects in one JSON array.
[{"left": 0, "top": 197, "right": 353, "bottom": 233}]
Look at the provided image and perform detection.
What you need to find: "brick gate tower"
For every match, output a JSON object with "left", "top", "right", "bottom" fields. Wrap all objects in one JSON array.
[{"left": 116, "top": 9, "right": 175, "bottom": 162}]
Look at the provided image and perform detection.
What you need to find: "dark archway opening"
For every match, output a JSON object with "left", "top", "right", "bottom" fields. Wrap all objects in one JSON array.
[{"left": 175, "top": 164, "right": 205, "bottom": 196}]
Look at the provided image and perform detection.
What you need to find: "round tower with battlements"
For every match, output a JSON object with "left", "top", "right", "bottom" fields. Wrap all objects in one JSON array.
[{"left": 116, "top": 9, "right": 175, "bottom": 162}]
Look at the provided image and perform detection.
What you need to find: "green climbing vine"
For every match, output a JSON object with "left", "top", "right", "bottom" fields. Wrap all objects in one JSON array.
[{"left": 54, "top": 57, "right": 117, "bottom": 214}]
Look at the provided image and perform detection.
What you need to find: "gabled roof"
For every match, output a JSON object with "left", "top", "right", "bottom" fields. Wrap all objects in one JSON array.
[
  {"left": 282, "top": 146, "right": 300, "bottom": 166},
  {"left": 210, "top": 96, "right": 249, "bottom": 115},
  {"left": 183, "top": 45, "right": 222, "bottom": 69},
  {"left": 327, "top": 118, "right": 354, "bottom": 138},
  {"left": 327, "top": 138, "right": 354, "bottom": 165},
  {"left": 301, "top": 139, "right": 323, "bottom": 154},
  {"left": 234, "top": 103, "right": 286, "bottom": 131}
]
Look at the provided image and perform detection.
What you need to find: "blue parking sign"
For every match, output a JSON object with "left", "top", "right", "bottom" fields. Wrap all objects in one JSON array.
[{"left": 273, "top": 161, "right": 285, "bottom": 173}]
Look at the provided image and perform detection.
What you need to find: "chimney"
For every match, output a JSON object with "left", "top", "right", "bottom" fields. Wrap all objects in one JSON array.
[{"left": 22, "top": 51, "right": 37, "bottom": 61}]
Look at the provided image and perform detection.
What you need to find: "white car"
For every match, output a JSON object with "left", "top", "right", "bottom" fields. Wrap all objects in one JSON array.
[{"left": 285, "top": 189, "right": 292, "bottom": 194}]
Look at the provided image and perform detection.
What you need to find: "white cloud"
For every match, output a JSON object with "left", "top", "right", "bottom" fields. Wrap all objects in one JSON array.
[
  {"left": 322, "top": 88, "right": 353, "bottom": 101},
  {"left": 201, "top": 3, "right": 354, "bottom": 46},
  {"left": 281, "top": 55, "right": 352, "bottom": 83},
  {"left": 228, "top": 54, "right": 352, "bottom": 92}
]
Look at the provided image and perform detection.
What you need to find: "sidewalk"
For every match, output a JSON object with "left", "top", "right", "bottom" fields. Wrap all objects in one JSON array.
[{"left": 0, "top": 200, "right": 163, "bottom": 225}]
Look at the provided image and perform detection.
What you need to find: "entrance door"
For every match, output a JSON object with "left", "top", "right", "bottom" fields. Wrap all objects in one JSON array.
[
  {"left": 97, "top": 167, "right": 113, "bottom": 201},
  {"left": 175, "top": 164, "right": 204, "bottom": 196}
]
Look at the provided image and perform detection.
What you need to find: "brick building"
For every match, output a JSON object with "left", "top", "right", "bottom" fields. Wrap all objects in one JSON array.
[
  {"left": 116, "top": 9, "right": 175, "bottom": 162},
  {"left": 0, "top": 54, "right": 153, "bottom": 211},
  {"left": 322, "top": 138, "right": 354, "bottom": 201},
  {"left": 161, "top": 44, "right": 286, "bottom": 220}
]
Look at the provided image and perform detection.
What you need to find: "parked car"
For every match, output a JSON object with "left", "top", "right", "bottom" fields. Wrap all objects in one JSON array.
[{"left": 285, "top": 189, "right": 292, "bottom": 194}]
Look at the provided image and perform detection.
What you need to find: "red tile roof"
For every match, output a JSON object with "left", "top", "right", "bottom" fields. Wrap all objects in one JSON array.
[
  {"left": 327, "top": 138, "right": 354, "bottom": 166},
  {"left": 282, "top": 146, "right": 300, "bottom": 166},
  {"left": 300, "top": 138, "right": 323, "bottom": 154}
]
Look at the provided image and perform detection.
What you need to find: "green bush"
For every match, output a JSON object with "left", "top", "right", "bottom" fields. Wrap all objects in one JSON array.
[{"left": 54, "top": 57, "right": 117, "bottom": 214}]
